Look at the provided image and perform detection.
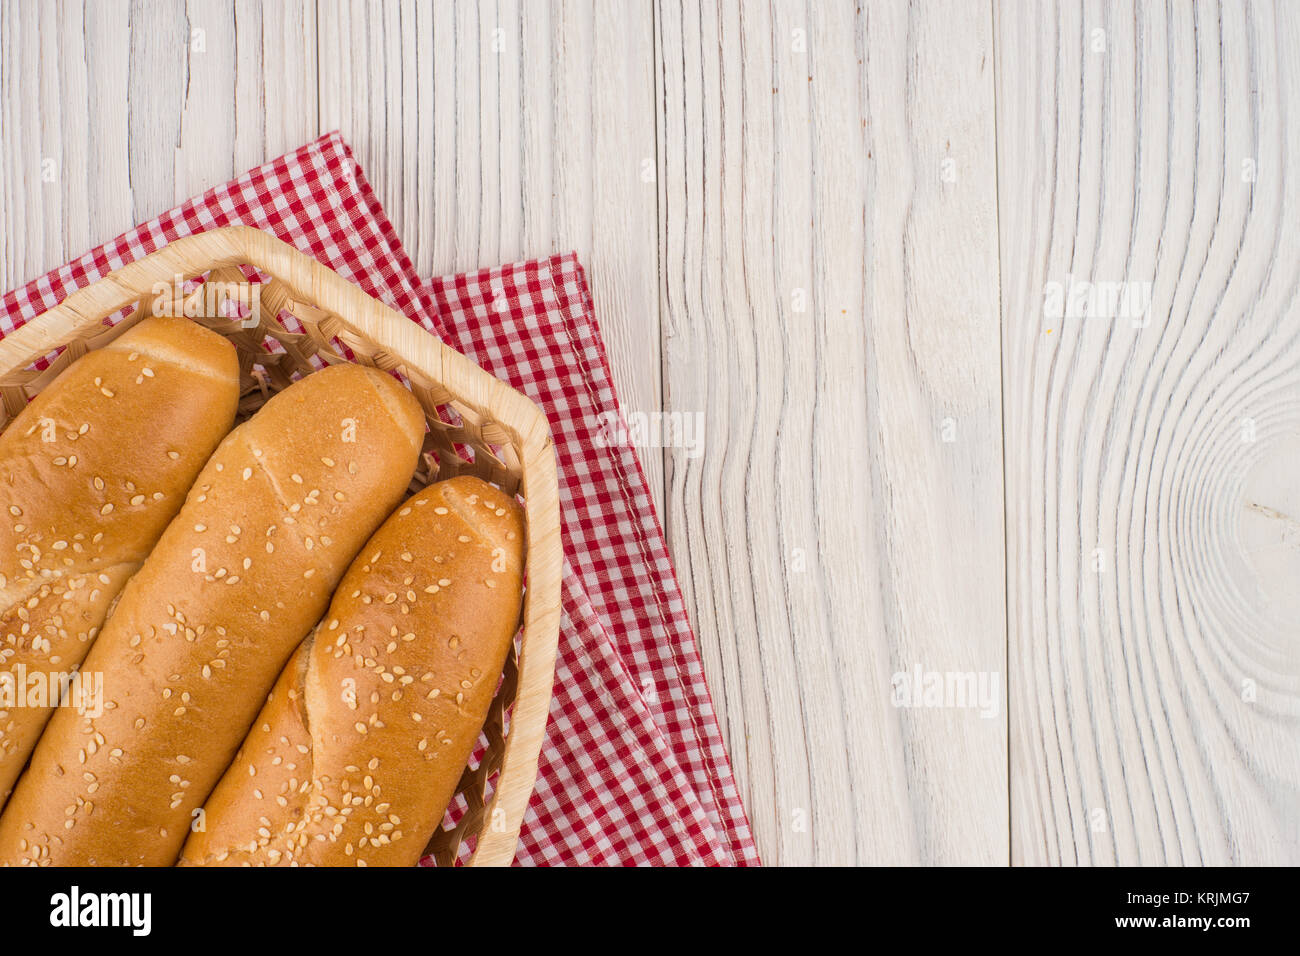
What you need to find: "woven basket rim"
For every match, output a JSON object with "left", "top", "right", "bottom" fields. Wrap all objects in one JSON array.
[{"left": 0, "top": 226, "right": 563, "bottom": 866}]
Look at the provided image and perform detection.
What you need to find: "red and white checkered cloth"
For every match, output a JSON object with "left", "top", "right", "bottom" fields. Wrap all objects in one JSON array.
[{"left": 0, "top": 132, "right": 760, "bottom": 866}]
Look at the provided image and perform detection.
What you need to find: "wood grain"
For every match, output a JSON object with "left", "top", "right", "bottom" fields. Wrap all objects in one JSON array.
[
  {"left": 996, "top": 0, "right": 1300, "bottom": 865},
  {"left": 1, "top": 0, "right": 131, "bottom": 286},
  {"left": 0, "top": 0, "right": 316, "bottom": 285},
  {"left": 655, "top": 0, "right": 1006, "bottom": 864}
]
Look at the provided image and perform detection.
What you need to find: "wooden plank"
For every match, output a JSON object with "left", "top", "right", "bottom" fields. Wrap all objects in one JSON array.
[
  {"left": 318, "top": 0, "right": 665, "bottom": 512},
  {"left": 171, "top": 0, "right": 318, "bottom": 210},
  {"left": 656, "top": 0, "right": 1006, "bottom": 865},
  {"left": 0, "top": 0, "right": 133, "bottom": 288},
  {"left": 997, "top": 0, "right": 1300, "bottom": 865},
  {"left": 0, "top": 0, "right": 316, "bottom": 293},
  {"left": 240, "top": 0, "right": 319, "bottom": 167}
]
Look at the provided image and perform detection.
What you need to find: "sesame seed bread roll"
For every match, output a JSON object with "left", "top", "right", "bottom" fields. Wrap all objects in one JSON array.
[
  {"left": 0, "top": 317, "right": 240, "bottom": 809},
  {"left": 178, "top": 475, "right": 524, "bottom": 867},
  {"left": 0, "top": 362, "right": 425, "bottom": 866}
]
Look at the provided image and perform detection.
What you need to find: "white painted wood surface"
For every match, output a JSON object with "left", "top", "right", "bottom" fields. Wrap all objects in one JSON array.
[
  {"left": 997, "top": 0, "right": 1300, "bottom": 865},
  {"left": 655, "top": 0, "right": 1005, "bottom": 865},
  {"left": 0, "top": 0, "right": 1295, "bottom": 866}
]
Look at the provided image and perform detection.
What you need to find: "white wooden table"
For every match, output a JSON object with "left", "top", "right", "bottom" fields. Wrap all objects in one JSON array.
[{"left": 2, "top": 0, "right": 1297, "bottom": 866}]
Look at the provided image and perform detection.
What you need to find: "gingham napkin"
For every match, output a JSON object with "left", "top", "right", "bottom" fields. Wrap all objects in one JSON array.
[{"left": 0, "top": 132, "right": 760, "bottom": 866}]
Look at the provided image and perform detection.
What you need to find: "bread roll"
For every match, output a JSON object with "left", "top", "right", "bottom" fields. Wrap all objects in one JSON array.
[
  {"left": 0, "top": 362, "right": 425, "bottom": 866},
  {"left": 178, "top": 475, "right": 524, "bottom": 867},
  {"left": 0, "top": 317, "right": 240, "bottom": 809}
]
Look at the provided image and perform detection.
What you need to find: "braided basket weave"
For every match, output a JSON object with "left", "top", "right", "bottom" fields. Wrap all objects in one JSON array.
[{"left": 0, "top": 226, "right": 562, "bottom": 866}]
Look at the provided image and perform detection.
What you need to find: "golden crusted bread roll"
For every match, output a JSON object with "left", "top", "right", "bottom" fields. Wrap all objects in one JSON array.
[
  {"left": 0, "top": 362, "right": 425, "bottom": 866},
  {"left": 179, "top": 476, "right": 524, "bottom": 867},
  {"left": 0, "top": 317, "right": 240, "bottom": 809}
]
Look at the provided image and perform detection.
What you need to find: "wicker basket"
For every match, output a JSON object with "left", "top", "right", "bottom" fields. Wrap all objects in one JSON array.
[{"left": 0, "top": 226, "right": 562, "bottom": 867}]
